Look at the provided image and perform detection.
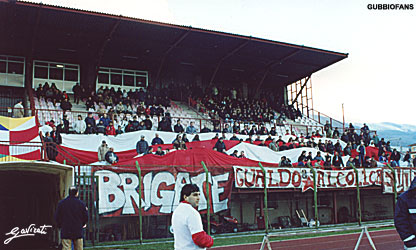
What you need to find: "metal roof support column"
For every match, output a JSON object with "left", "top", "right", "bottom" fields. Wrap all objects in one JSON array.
[
  {"left": 155, "top": 28, "right": 192, "bottom": 84},
  {"left": 208, "top": 39, "right": 251, "bottom": 86}
]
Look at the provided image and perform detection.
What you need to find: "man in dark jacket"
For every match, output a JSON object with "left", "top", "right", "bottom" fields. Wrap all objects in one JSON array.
[
  {"left": 174, "top": 120, "right": 184, "bottom": 133},
  {"left": 143, "top": 116, "right": 153, "bottom": 130},
  {"left": 332, "top": 151, "right": 344, "bottom": 168},
  {"left": 84, "top": 113, "right": 96, "bottom": 130},
  {"left": 213, "top": 137, "right": 226, "bottom": 153},
  {"left": 395, "top": 177, "right": 416, "bottom": 249},
  {"left": 391, "top": 149, "right": 401, "bottom": 167},
  {"left": 151, "top": 133, "right": 164, "bottom": 145},
  {"left": 44, "top": 131, "right": 57, "bottom": 161},
  {"left": 105, "top": 147, "right": 119, "bottom": 164},
  {"left": 136, "top": 135, "right": 149, "bottom": 154},
  {"left": 158, "top": 117, "right": 172, "bottom": 132},
  {"left": 55, "top": 186, "right": 88, "bottom": 250}
]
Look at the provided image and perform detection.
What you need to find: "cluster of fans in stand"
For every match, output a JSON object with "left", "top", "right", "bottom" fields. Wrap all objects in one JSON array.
[{"left": 34, "top": 83, "right": 411, "bottom": 167}]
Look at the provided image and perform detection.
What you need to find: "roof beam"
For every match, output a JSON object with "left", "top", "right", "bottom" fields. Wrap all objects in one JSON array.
[
  {"left": 279, "top": 49, "right": 301, "bottom": 64},
  {"left": 209, "top": 39, "right": 251, "bottom": 86},
  {"left": 252, "top": 49, "right": 301, "bottom": 91},
  {"left": 155, "top": 28, "right": 192, "bottom": 84}
]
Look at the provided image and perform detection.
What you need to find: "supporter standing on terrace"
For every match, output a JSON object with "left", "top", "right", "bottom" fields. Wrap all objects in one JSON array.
[
  {"left": 158, "top": 116, "right": 172, "bottom": 132},
  {"left": 151, "top": 133, "right": 164, "bottom": 145},
  {"left": 144, "top": 116, "right": 153, "bottom": 130},
  {"left": 343, "top": 142, "right": 352, "bottom": 156},
  {"left": 213, "top": 137, "right": 226, "bottom": 153},
  {"left": 96, "top": 120, "right": 106, "bottom": 134},
  {"left": 105, "top": 147, "right": 118, "bottom": 164},
  {"left": 44, "top": 131, "right": 57, "bottom": 161},
  {"left": 98, "top": 140, "right": 109, "bottom": 162},
  {"left": 404, "top": 151, "right": 411, "bottom": 167},
  {"left": 332, "top": 151, "right": 344, "bottom": 168},
  {"left": 13, "top": 100, "right": 24, "bottom": 118},
  {"left": 136, "top": 135, "right": 149, "bottom": 154},
  {"left": 61, "top": 98, "right": 72, "bottom": 111},
  {"left": 74, "top": 115, "right": 86, "bottom": 134},
  {"left": 173, "top": 135, "right": 187, "bottom": 150},
  {"left": 61, "top": 115, "right": 70, "bottom": 134},
  {"left": 391, "top": 149, "right": 401, "bottom": 167},
  {"left": 85, "top": 113, "right": 96, "bottom": 129},
  {"left": 72, "top": 83, "right": 82, "bottom": 104},
  {"left": 357, "top": 142, "right": 366, "bottom": 166},
  {"left": 372, "top": 132, "right": 380, "bottom": 146}
]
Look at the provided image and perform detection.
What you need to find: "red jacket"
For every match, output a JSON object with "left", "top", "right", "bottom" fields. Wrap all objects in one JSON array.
[{"left": 106, "top": 125, "right": 116, "bottom": 135}]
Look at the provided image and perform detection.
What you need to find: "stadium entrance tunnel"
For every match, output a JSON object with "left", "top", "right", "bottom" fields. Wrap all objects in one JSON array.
[{"left": 0, "top": 162, "right": 73, "bottom": 249}]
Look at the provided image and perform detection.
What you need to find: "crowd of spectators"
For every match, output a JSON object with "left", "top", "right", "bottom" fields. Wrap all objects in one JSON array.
[
  {"left": 35, "top": 82, "right": 73, "bottom": 111},
  {"left": 184, "top": 84, "right": 301, "bottom": 124},
  {"left": 35, "top": 82, "right": 412, "bottom": 168}
]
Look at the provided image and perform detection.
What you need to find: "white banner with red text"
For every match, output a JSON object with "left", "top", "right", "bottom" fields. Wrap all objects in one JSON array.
[
  {"left": 382, "top": 168, "right": 416, "bottom": 193},
  {"left": 233, "top": 166, "right": 383, "bottom": 191}
]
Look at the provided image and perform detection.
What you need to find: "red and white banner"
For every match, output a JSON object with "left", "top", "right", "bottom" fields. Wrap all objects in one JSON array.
[
  {"left": 383, "top": 168, "right": 416, "bottom": 193},
  {"left": 0, "top": 116, "right": 41, "bottom": 161},
  {"left": 94, "top": 166, "right": 233, "bottom": 217},
  {"left": 233, "top": 166, "right": 383, "bottom": 191}
]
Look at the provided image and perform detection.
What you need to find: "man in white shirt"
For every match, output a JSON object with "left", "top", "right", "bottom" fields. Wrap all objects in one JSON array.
[
  {"left": 73, "top": 115, "right": 86, "bottom": 134},
  {"left": 13, "top": 100, "right": 24, "bottom": 118},
  {"left": 171, "top": 184, "right": 213, "bottom": 250}
]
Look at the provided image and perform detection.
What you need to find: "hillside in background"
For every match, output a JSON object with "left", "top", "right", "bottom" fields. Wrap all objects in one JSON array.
[{"left": 353, "top": 122, "right": 416, "bottom": 149}]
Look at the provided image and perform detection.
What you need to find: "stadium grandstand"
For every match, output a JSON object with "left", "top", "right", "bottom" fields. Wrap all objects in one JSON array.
[{"left": 0, "top": 1, "right": 409, "bottom": 249}]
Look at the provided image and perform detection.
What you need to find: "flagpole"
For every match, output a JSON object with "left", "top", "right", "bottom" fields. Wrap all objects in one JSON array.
[{"left": 342, "top": 103, "right": 345, "bottom": 133}]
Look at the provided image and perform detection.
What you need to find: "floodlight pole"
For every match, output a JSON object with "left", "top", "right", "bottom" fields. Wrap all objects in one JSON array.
[
  {"left": 135, "top": 161, "right": 143, "bottom": 244},
  {"left": 201, "top": 161, "right": 211, "bottom": 235},
  {"left": 259, "top": 163, "right": 269, "bottom": 234}
]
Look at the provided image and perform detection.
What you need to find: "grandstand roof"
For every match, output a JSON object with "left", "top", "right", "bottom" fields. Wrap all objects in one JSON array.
[{"left": 0, "top": 0, "right": 348, "bottom": 88}]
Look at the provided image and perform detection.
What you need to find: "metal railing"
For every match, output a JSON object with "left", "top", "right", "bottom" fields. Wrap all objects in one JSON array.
[
  {"left": 309, "top": 108, "right": 344, "bottom": 130},
  {"left": 0, "top": 106, "right": 33, "bottom": 118},
  {"left": 0, "top": 140, "right": 45, "bottom": 162}
]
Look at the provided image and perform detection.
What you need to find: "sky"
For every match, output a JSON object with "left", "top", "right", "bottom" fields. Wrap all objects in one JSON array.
[{"left": 28, "top": 0, "right": 416, "bottom": 125}]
